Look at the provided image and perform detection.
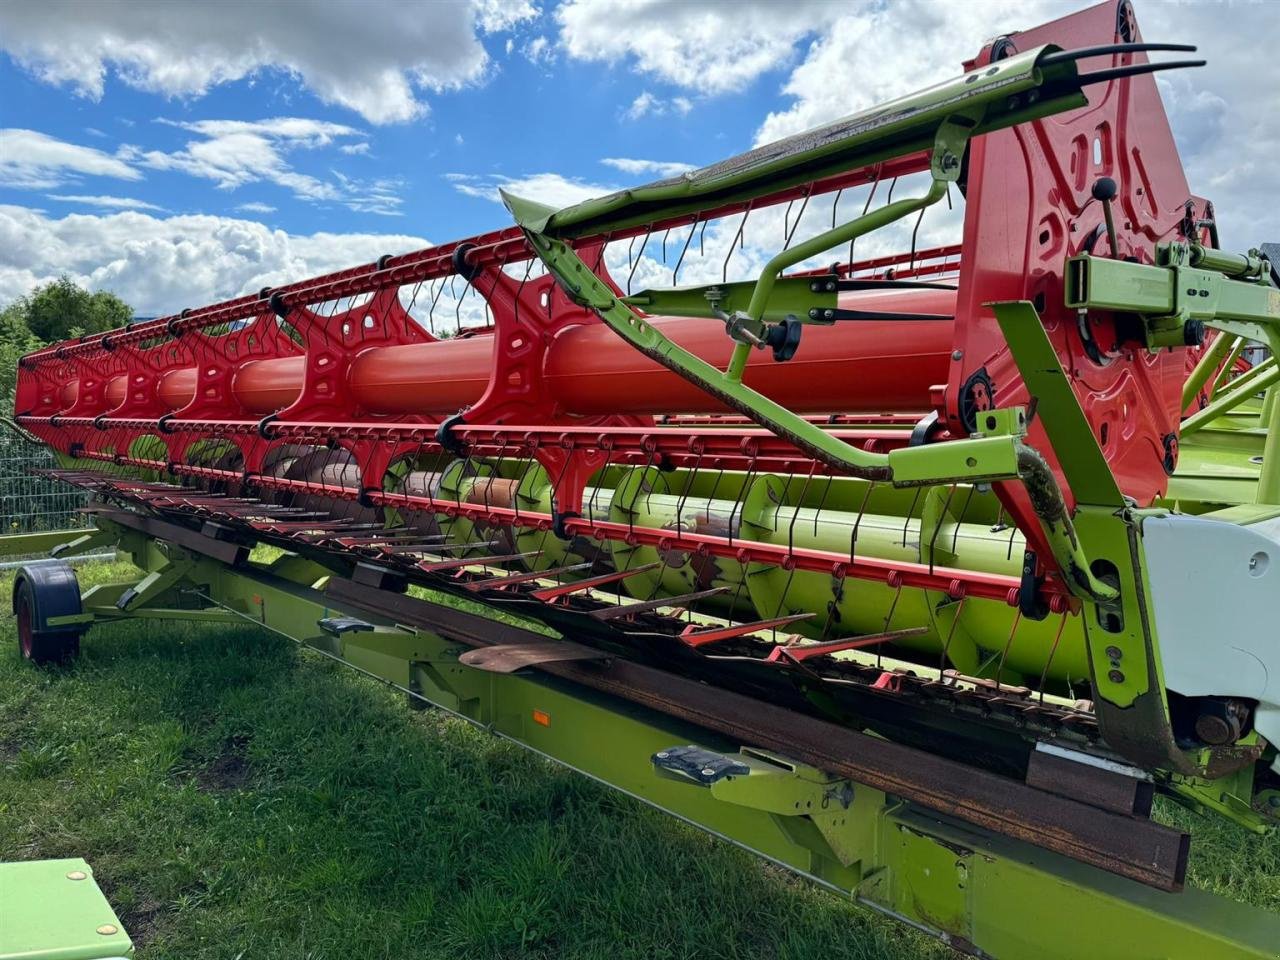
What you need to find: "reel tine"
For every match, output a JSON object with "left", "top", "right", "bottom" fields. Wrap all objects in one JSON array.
[
  {"left": 627, "top": 225, "right": 653, "bottom": 295},
  {"left": 938, "top": 595, "right": 968, "bottom": 676},
  {"left": 1036, "top": 610, "right": 1072, "bottom": 705},
  {"left": 722, "top": 204, "right": 752, "bottom": 283},
  {"left": 927, "top": 484, "right": 958, "bottom": 576},
  {"left": 1075, "top": 59, "right": 1205, "bottom": 87},
  {"left": 993, "top": 608, "right": 1023, "bottom": 692},
  {"left": 673, "top": 217, "right": 697, "bottom": 285},
  {"left": 849, "top": 166, "right": 881, "bottom": 268},
  {"left": 1038, "top": 41, "right": 1197, "bottom": 68},
  {"left": 878, "top": 580, "right": 902, "bottom": 669},
  {"left": 782, "top": 187, "right": 811, "bottom": 252}
]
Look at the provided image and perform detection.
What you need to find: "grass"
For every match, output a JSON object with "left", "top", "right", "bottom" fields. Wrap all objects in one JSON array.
[{"left": 0, "top": 558, "right": 1276, "bottom": 959}]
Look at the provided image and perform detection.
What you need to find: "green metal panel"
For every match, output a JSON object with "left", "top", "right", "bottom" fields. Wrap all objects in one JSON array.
[
  {"left": 0, "top": 858, "right": 133, "bottom": 960},
  {"left": 0, "top": 529, "right": 87, "bottom": 560}
]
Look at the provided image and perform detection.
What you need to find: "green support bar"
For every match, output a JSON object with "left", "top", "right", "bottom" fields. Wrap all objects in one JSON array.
[
  {"left": 1182, "top": 332, "right": 1237, "bottom": 410},
  {"left": 1182, "top": 358, "right": 1280, "bottom": 436},
  {"left": 0, "top": 528, "right": 92, "bottom": 560},
  {"left": 1212, "top": 337, "right": 1248, "bottom": 396}
]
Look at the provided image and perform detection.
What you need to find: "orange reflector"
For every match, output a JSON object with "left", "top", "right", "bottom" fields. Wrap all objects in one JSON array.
[{"left": 532, "top": 709, "right": 551, "bottom": 727}]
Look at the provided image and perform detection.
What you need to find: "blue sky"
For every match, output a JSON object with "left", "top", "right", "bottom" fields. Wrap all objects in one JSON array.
[
  {"left": 0, "top": 23, "right": 764, "bottom": 239},
  {"left": 0, "top": 0, "right": 1275, "bottom": 316}
]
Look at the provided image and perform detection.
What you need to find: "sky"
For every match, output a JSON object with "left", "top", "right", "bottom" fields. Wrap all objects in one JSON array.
[{"left": 0, "top": 0, "right": 1276, "bottom": 319}]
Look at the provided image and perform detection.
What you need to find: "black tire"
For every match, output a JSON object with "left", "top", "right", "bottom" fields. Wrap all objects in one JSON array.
[{"left": 14, "top": 577, "right": 80, "bottom": 665}]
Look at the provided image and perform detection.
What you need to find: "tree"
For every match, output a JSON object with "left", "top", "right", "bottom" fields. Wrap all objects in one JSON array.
[
  {"left": 0, "top": 302, "right": 42, "bottom": 414},
  {"left": 0, "top": 277, "right": 134, "bottom": 414},
  {"left": 13, "top": 275, "right": 133, "bottom": 342}
]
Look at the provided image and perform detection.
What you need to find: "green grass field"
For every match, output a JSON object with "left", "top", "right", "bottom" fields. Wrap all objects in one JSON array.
[{"left": 1, "top": 558, "right": 1276, "bottom": 959}]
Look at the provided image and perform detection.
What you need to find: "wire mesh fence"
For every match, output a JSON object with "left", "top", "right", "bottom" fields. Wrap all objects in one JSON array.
[{"left": 0, "top": 424, "right": 92, "bottom": 537}]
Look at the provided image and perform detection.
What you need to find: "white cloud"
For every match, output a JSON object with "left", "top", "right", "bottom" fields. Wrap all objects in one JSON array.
[
  {"left": 745, "top": 0, "right": 1279, "bottom": 250},
  {"left": 339, "top": 142, "right": 371, "bottom": 156},
  {"left": 0, "top": 129, "right": 140, "bottom": 189},
  {"left": 1139, "top": 1, "right": 1280, "bottom": 252},
  {"left": 624, "top": 91, "right": 660, "bottom": 120},
  {"left": 753, "top": 0, "right": 1067, "bottom": 144},
  {"left": 446, "top": 171, "right": 614, "bottom": 208},
  {"left": 600, "top": 157, "right": 695, "bottom": 179},
  {"left": 0, "top": 0, "right": 537, "bottom": 125},
  {"left": 0, "top": 204, "right": 428, "bottom": 314},
  {"left": 568, "top": 0, "right": 1280, "bottom": 255},
  {"left": 46, "top": 194, "right": 165, "bottom": 212},
  {"left": 331, "top": 171, "right": 404, "bottom": 217},
  {"left": 523, "top": 35, "right": 554, "bottom": 65},
  {"left": 235, "top": 202, "right": 277, "bottom": 214},
  {"left": 557, "top": 0, "right": 829, "bottom": 95},
  {"left": 128, "top": 117, "right": 402, "bottom": 215},
  {"left": 473, "top": 0, "right": 539, "bottom": 33},
  {"left": 622, "top": 90, "right": 692, "bottom": 121}
]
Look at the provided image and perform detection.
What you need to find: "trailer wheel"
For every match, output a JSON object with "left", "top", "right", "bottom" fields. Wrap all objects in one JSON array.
[{"left": 13, "top": 561, "right": 84, "bottom": 665}]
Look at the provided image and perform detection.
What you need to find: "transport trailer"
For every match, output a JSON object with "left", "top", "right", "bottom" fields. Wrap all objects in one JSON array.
[{"left": 8, "top": 2, "right": 1280, "bottom": 956}]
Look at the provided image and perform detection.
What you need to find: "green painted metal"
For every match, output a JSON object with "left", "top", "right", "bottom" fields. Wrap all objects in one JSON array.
[
  {"left": 1065, "top": 247, "right": 1280, "bottom": 352},
  {"left": 1182, "top": 359, "right": 1280, "bottom": 435},
  {"left": 993, "top": 303, "right": 1153, "bottom": 705},
  {"left": 622, "top": 276, "right": 838, "bottom": 324},
  {"left": 0, "top": 858, "right": 133, "bottom": 960},
  {"left": 988, "top": 301, "right": 1254, "bottom": 784},
  {"left": 1213, "top": 337, "right": 1247, "bottom": 396},
  {"left": 1064, "top": 245, "right": 1280, "bottom": 506},
  {"left": 22, "top": 519, "right": 1278, "bottom": 960},
  {"left": 741, "top": 176, "right": 951, "bottom": 332},
  {"left": 0, "top": 528, "right": 87, "bottom": 559},
  {"left": 513, "top": 45, "right": 1086, "bottom": 239},
  {"left": 1182, "top": 332, "right": 1237, "bottom": 410}
]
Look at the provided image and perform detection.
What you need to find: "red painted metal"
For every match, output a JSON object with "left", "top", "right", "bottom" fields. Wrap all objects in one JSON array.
[
  {"left": 75, "top": 288, "right": 956, "bottom": 420},
  {"left": 946, "top": 1, "right": 1210, "bottom": 571},
  {"left": 764, "top": 627, "right": 929, "bottom": 664}
]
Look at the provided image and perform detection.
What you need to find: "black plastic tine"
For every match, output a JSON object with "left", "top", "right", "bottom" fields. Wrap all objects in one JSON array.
[
  {"left": 1074, "top": 59, "right": 1206, "bottom": 87},
  {"left": 1039, "top": 42, "right": 1197, "bottom": 68}
]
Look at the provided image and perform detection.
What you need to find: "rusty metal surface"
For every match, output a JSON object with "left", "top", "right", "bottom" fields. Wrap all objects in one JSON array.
[
  {"left": 1026, "top": 748, "right": 1155, "bottom": 818},
  {"left": 458, "top": 640, "right": 609, "bottom": 673}
]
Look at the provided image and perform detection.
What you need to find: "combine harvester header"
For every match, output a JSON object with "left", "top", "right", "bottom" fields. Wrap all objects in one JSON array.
[{"left": 9, "top": 2, "right": 1280, "bottom": 956}]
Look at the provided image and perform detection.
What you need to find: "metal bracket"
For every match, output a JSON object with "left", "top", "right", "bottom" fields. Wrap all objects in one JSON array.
[{"left": 653, "top": 745, "right": 866, "bottom": 868}]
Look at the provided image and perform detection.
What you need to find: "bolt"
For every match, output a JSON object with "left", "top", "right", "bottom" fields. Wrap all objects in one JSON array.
[
  {"left": 97, "top": 925, "right": 119, "bottom": 936},
  {"left": 824, "top": 309, "right": 835, "bottom": 320},
  {"left": 701, "top": 767, "right": 716, "bottom": 777},
  {"left": 66, "top": 871, "right": 87, "bottom": 881},
  {"left": 1108, "top": 669, "right": 1125, "bottom": 684},
  {"left": 656, "top": 751, "right": 669, "bottom": 759},
  {"left": 951, "top": 350, "right": 963, "bottom": 361},
  {"left": 1105, "top": 645, "right": 1123, "bottom": 661}
]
